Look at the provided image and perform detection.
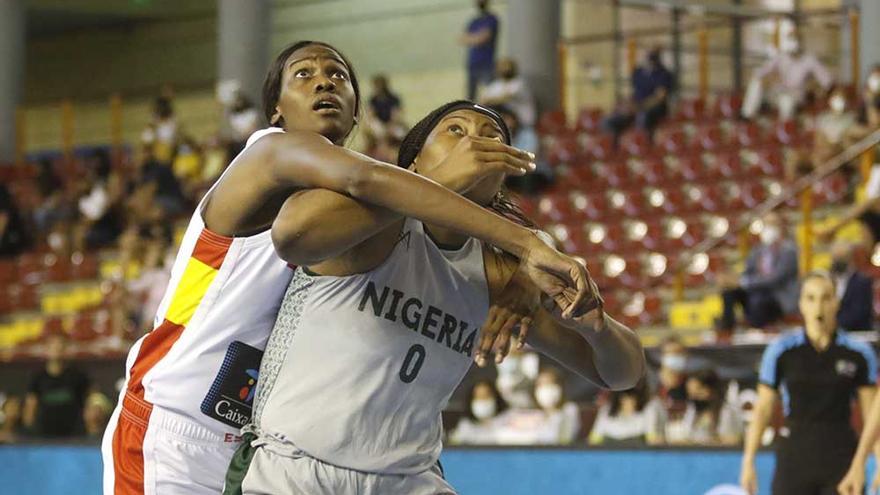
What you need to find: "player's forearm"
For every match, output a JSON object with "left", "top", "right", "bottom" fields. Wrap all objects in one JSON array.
[
  {"left": 271, "top": 164, "right": 505, "bottom": 265},
  {"left": 348, "top": 163, "right": 537, "bottom": 258},
  {"left": 267, "top": 133, "right": 537, "bottom": 258},
  {"left": 577, "top": 315, "right": 645, "bottom": 390}
]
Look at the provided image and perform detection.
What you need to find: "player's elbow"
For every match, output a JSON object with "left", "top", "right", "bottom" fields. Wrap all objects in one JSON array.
[
  {"left": 271, "top": 213, "right": 325, "bottom": 266},
  {"left": 604, "top": 346, "right": 646, "bottom": 391}
]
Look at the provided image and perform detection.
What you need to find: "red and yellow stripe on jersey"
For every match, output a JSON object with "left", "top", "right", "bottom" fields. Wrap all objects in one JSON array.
[{"left": 112, "top": 228, "right": 231, "bottom": 494}]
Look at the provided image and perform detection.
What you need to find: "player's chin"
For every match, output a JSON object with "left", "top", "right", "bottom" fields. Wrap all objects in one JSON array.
[{"left": 312, "top": 114, "right": 354, "bottom": 143}]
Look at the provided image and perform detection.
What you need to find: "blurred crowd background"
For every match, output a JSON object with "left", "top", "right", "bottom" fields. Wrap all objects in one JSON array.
[{"left": 2, "top": 0, "right": 880, "bottom": 456}]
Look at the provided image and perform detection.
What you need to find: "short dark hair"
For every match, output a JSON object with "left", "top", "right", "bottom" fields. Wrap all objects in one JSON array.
[{"left": 261, "top": 40, "right": 361, "bottom": 128}]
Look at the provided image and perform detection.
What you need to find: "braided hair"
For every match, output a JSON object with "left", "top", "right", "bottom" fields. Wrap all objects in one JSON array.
[{"left": 397, "top": 100, "right": 536, "bottom": 229}]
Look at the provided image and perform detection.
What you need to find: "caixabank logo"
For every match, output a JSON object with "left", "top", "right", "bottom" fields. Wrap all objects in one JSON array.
[
  {"left": 202, "top": 341, "right": 264, "bottom": 429},
  {"left": 213, "top": 368, "right": 258, "bottom": 427}
]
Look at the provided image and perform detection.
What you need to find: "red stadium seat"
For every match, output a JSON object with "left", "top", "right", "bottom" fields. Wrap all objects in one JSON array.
[
  {"left": 545, "top": 134, "right": 582, "bottom": 166},
  {"left": 735, "top": 122, "right": 763, "bottom": 147},
  {"left": 584, "top": 134, "right": 616, "bottom": 161},
  {"left": 620, "top": 131, "right": 651, "bottom": 157},
  {"left": 575, "top": 107, "right": 603, "bottom": 133},
  {"left": 713, "top": 93, "right": 743, "bottom": 118},
  {"left": 538, "top": 110, "right": 569, "bottom": 136},
  {"left": 659, "top": 127, "right": 688, "bottom": 154},
  {"left": 677, "top": 98, "right": 706, "bottom": 121}
]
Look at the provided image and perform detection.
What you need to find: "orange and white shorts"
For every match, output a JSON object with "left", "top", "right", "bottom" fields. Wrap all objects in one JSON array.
[{"left": 101, "top": 391, "right": 240, "bottom": 495}]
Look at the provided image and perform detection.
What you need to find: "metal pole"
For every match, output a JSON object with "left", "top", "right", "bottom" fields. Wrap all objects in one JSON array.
[
  {"left": 732, "top": 0, "right": 744, "bottom": 92},
  {"left": 671, "top": 7, "right": 682, "bottom": 79},
  {"left": 613, "top": 0, "right": 622, "bottom": 103}
]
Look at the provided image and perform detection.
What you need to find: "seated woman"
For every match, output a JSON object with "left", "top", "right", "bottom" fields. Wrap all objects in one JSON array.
[
  {"left": 495, "top": 367, "right": 581, "bottom": 445},
  {"left": 589, "top": 381, "right": 664, "bottom": 446},
  {"left": 449, "top": 380, "right": 509, "bottom": 445}
]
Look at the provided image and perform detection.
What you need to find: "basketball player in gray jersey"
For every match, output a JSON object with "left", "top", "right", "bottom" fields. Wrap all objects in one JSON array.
[{"left": 224, "top": 101, "right": 645, "bottom": 495}]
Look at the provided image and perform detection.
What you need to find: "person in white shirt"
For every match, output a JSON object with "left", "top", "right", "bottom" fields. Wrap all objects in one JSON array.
[
  {"left": 479, "top": 58, "right": 536, "bottom": 129},
  {"left": 589, "top": 382, "right": 664, "bottom": 446},
  {"left": 742, "top": 33, "right": 832, "bottom": 120},
  {"left": 496, "top": 367, "right": 581, "bottom": 445},
  {"left": 449, "top": 380, "right": 509, "bottom": 445}
]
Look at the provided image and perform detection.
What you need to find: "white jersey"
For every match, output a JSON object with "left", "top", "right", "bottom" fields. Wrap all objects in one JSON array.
[
  {"left": 252, "top": 218, "right": 490, "bottom": 474},
  {"left": 119, "top": 127, "right": 293, "bottom": 437}
]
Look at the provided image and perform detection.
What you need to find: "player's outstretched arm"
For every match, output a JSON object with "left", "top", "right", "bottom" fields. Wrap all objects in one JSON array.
[
  {"left": 270, "top": 135, "right": 533, "bottom": 266},
  {"left": 480, "top": 250, "right": 644, "bottom": 389},
  {"left": 253, "top": 131, "right": 588, "bottom": 315}
]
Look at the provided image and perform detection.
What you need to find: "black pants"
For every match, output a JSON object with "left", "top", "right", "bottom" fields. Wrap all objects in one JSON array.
[
  {"left": 719, "top": 287, "right": 783, "bottom": 331},
  {"left": 772, "top": 428, "right": 857, "bottom": 495}
]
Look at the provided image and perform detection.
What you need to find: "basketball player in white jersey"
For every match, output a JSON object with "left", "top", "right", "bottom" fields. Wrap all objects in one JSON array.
[
  {"left": 102, "top": 42, "right": 595, "bottom": 494},
  {"left": 226, "top": 101, "right": 645, "bottom": 494}
]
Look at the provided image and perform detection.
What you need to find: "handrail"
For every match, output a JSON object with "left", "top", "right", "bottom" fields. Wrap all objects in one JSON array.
[{"left": 674, "top": 128, "right": 880, "bottom": 275}]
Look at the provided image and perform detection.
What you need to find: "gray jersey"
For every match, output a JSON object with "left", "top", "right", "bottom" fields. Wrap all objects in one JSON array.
[{"left": 252, "top": 218, "right": 489, "bottom": 475}]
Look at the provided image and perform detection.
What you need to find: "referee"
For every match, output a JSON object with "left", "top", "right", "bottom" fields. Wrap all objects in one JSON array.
[{"left": 740, "top": 271, "right": 878, "bottom": 495}]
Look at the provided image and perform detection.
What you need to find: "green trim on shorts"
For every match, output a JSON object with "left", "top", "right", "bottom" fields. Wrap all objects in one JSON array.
[{"left": 223, "top": 431, "right": 258, "bottom": 495}]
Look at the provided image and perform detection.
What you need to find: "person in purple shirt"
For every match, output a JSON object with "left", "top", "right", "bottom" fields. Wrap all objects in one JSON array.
[{"left": 460, "top": 0, "right": 499, "bottom": 99}]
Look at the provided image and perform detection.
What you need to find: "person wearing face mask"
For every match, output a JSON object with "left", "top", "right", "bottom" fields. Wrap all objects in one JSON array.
[
  {"left": 657, "top": 336, "right": 689, "bottom": 403},
  {"left": 808, "top": 87, "right": 858, "bottom": 171},
  {"left": 717, "top": 212, "right": 800, "bottom": 336},
  {"left": 741, "top": 27, "right": 832, "bottom": 120},
  {"left": 602, "top": 47, "right": 675, "bottom": 145},
  {"left": 740, "top": 272, "right": 878, "bottom": 495},
  {"left": 449, "top": 380, "right": 509, "bottom": 445},
  {"left": 828, "top": 241, "right": 874, "bottom": 332},
  {"left": 479, "top": 58, "right": 536, "bottom": 131},
  {"left": 494, "top": 343, "right": 541, "bottom": 409},
  {"left": 496, "top": 368, "right": 581, "bottom": 445},
  {"left": 589, "top": 381, "right": 664, "bottom": 446},
  {"left": 666, "top": 370, "right": 742, "bottom": 446}
]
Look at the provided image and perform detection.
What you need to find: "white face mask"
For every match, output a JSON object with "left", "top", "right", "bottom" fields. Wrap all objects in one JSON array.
[
  {"left": 830, "top": 96, "right": 846, "bottom": 114},
  {"left": 496, "top": 354, "right": 521, "bottom": 375},
  {"left": 760, "top": 226, "right": 781, "bottom": 245},
  {"left": 471, "top": 399, "right": 497, "bottom": 420},
  {"left": 661, "top": 353, "right": 687, "bottom": 372},
  {"left": 496, "top": 373, "right": 520, "bottom": 395},
  {"left": 869, "top": 74, "right": 880, "bottom": 93},
  {"left": 535, "top": 384, "right": 563, "bottom": 409},
  {"left": 520, "top": 353, "right": 540, "bottom": 380}
]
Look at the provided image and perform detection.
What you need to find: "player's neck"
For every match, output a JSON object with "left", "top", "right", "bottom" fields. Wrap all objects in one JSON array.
[
  {"left": 46, "top": 360, "right": 64, "bottom": 376},
  {"left": 424, "top": 225, "right": 468, "bottom": 251}
]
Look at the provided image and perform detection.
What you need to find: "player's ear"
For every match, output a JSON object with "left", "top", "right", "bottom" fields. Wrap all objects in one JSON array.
[{"left": 270, "top": 107, "right": 282, "bottom": 126}]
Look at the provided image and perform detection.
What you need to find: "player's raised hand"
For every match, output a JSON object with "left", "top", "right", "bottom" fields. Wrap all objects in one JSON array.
[
  {"left": 429, "top": 136, "right": 536, "bottom": 194},
  {"left": 474, "top": 262, "right": 541, "bottom": 367},
  {"left": 519, "top": 238, "right": 600, "bottom": 320}
]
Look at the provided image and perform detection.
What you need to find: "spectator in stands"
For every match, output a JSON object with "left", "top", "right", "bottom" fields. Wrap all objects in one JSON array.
[
  {"left": 141, "top": 96, "right": 180, "bottom": 164},
  {"left": 496, "top": 368, "right": 580, "bottom": 445},
  {"left": 0, "top": 395, "right": 24, "bottom": 443},
  {"left": 830, "top": 241, "right": 874, "bottom": 332},
  {"left": 0, "top": 184, "right": 29, "bottom": 258},
  {"left": 741, "top": 29, "right": 832, "bottom": 121},
  {"left": 657, "top": 335, "right": 689, "bottom": 403},
  {"left": 479, "top": 58, "right": 536, "bottom": 132},
  {"left": 665, "top": 369, "right": 742, "bottom": 446},
  {"left": 589, "top": 381, "right": 664, "bottom": 446},
  {"left": 717, "top": 211, "right": 800, "bottom": 335},
  {"left": 134, "top": 141, "right": 187, "bottom": 219},
  {"left": 33, "top": 159, "right": 73, "bottom": 233},
  {"left": 602, "top": 47, "right": 675, "bottom": 145},
  {"left": 449, "top": 380, "right": 509, "bottom": 445},
  {"left": 223, "top": 91, "right": 261, "bottom": 158},
  {"left": 23, "top": 333, "right": 91, "bottom": 437},
  {"left": 807, "top": 86, "right": 859, "bottom": 172},
  {"left": 494, "top": 342, "right": 540, "bottom": 409},
  {"left": 460, "top": 0, "right": 499, "bottom": 99},
  {"left": 492, "top": 105, "right": 550, "bottom": 193},
  {"left": 365, "top": 74, "right": 407, "bottom": 163},
  {"left": 128, "top": 232, "right": 173, "bottom": 331},
  {"left": 816, "top": 159, "right": 880, "bottom": 248},
  {"left": 83, "top": 391, "right": 113, "bottom": 440},
  {"left": 79, "top": 150, "right": 125, "bottom": 249}
]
